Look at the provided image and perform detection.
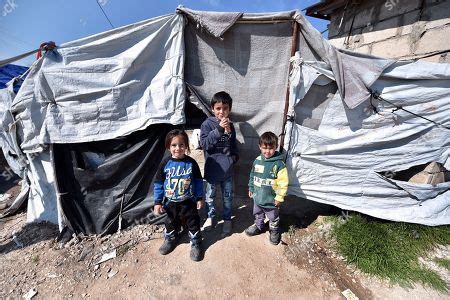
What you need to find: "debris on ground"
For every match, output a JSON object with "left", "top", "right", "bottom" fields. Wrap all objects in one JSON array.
[
  {"left": 342, "top": 288, "right": 359, "bottom": 300},
  {"left": 23, "top": 287, "right": 37, "bottom": 300},
  {"left": 97, "top": 249, "right": 117, "bottom": 265}
]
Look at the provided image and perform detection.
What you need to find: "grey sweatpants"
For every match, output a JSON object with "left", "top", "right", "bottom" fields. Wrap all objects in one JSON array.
[{"left": 253, "top": 202, "right": 280, "bottom": 232}]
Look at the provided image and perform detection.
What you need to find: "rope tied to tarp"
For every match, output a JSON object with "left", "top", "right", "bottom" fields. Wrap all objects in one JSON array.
[
  {"left": 370, "top": 90, "right": 450, "bottom": 130},
  {"left": 36, "top": 41, "right": 56, "bottom": 60}
]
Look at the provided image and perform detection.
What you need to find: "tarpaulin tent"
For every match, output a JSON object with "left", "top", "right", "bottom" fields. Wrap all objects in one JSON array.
[{"left": 0, "top": 7, "right": 448, "bottom": 235}]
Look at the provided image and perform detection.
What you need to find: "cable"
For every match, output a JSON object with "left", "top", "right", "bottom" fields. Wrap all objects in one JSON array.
[
  {"left": 370, "top": 90, "right": 450, "bottom": 130},
  {"left": 95, "top": 0, "right": 114, "bottom": 29}
]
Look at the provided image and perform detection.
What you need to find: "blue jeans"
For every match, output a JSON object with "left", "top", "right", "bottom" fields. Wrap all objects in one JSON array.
[{"left": 205, "top": 178, "right": 233, "bottom": 221}]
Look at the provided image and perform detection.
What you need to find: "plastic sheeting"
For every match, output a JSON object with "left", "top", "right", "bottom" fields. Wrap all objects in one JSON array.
[
  {"left": 53, "top": 125, "right": 171, "bottom": 235},
  {"left": 0, "top": 64, "right": 28, "bottom": 90},
  {"left": 286, "top": 56, "right": 450, "bottom": 225},
  {"left": 10, "top": 14, "right": 185, "bottom": 153}
]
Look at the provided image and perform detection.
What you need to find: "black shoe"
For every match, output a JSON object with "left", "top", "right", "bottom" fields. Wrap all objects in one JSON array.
[
  {"left": 159, "top": 236, "right": 178, "bottom": 255},
  {"left": 190, "top": 242, "right": 203, "bottom": 261},
  {"left": 245, "top": 224, "right": 263, "bottom": 236},
  {"left": 269, "top": 230, "right": 281, "bottom": 245}
]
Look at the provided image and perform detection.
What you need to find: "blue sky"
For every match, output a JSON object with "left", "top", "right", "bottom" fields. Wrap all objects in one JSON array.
[{"left": 0, "top": 0, "right": 328, "bottom": 66}]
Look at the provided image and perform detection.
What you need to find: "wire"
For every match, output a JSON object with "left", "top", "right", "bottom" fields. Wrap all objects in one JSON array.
[
  {"left": 95, "top": 0, "right": 114, "bottom": 29},
  {"left": 370, "top": 90, "right": 450, "bottom": 130}
]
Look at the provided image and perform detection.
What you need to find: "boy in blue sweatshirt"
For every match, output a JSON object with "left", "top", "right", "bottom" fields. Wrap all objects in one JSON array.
[
  {"left": 247, "top": 132, "right": 289, "bottom": 245},
  {"left": 200, "top": 91, "right": 239, "bottom": 236}
]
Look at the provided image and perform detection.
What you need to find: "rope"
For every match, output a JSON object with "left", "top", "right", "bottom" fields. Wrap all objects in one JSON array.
[
  {"left": 36, "top": 41, "right": 56, "bottom": 60},
  {"left": 0, "top": 48, "right": 39, "bottom": 68},
  {"left": 370, "top": 90, "right": 450, "bottom": 130}
]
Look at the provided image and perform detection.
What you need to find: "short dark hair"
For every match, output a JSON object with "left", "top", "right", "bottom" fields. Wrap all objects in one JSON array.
[
  {"left": 259, "top": 131, "right": 278, "bottom": 148},
  {"left": 165, "top": 129, "right": 191, "bottom": 153},
  {"left": 211, "top": 91, "right": 232, "bottom": 109}
]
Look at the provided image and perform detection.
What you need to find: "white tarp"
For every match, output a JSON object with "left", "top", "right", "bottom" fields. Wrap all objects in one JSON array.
[
  {"left": 10, "top": 14, "right": 185, "bottom": 153},
  {"left": 286, "top": 55, "right": 450, "bottom": 226}
]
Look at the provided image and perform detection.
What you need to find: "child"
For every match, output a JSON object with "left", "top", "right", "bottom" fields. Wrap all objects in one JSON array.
[
  {"left": 200, "top": 91, "right": 239, "bottom": 236},
  {"left": 154, "top": 129, "right": 204, "bottom": 261},
  {"left": 246, "top": 132, "right": 289, "bottom": 245}
]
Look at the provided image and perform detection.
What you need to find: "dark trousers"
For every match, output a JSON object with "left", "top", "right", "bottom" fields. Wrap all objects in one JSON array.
[
  {"left": 164, "top": 200, "right": 200, "bottom": 241},
  {"left": 253, "top": 202, "right": 280, "bottom": 233}
]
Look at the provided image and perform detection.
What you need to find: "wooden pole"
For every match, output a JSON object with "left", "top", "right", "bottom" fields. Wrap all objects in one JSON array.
[{"left": 279, "top": 20, "right": 299, "bottom": 153}]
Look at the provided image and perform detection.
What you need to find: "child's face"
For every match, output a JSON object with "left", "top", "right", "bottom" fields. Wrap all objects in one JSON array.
[
  {"left": 259, "top": 144, "right": 276, "bottom": 159},
  {"left": 169, "top": 136, "right": 187, "bottom": 159},
  {"left": 212, "top": 102, "right": 230, "bottom": 120}
]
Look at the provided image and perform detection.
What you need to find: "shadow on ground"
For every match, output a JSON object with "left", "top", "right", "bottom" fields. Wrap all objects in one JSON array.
[
  {"left": 279, "top": 195, "right": 341, "bottom": 231},
  {"left": 0, "top": 221, "right": 59, "bottom": 255}
]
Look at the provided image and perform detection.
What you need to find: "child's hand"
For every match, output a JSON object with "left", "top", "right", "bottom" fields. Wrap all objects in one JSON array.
[
  {"left": 220, "top": 118, "right": 231, "bottom": 133},
  {"left": 154, "top": 204, "right": 164, "bottom": 216},
  {"left": 248, "top": 191, "right": 253, "bottom": 198},
  {"left": 274, "top": 201, "right": 282, "bottom": 207},
  {"left": 197, "top": 200, "right": 204, "bottom": 210}
]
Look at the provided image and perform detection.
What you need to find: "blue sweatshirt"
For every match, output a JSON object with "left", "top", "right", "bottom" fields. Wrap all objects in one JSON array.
[
  {"left": 153, "top": 155, "right": 203, "bottom": 205},
  {"left": 200, "top": 116, "right": 239, "bottom": 184}
]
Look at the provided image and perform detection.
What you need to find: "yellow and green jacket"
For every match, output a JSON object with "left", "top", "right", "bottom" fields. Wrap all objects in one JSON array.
[{"left": 248, "top": 151, "right": 289, "bottom": 208}]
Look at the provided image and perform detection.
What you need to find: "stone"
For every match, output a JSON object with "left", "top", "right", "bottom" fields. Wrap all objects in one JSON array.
[
  {"left": 415, "top": 27, "right": 450, "bottom": 56},
  {"left": 371, "top": 35, "right": 411, "bottom": 58},
  {"left": 409, "top": 162, "right": 446, "bottom": 185}
]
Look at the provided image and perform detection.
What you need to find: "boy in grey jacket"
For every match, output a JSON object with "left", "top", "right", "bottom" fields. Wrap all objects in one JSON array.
[{"left": 200, "top": 91, "right": 239, "bottom": 236}]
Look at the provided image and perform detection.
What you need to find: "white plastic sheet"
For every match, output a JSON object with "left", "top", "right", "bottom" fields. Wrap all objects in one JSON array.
[{"left": 286, "top": 55, "right": 450, "bottom": 226}]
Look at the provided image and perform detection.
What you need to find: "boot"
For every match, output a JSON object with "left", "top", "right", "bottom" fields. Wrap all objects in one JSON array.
[
  {"left": 245, "top": 224, "right": 263, "bottom": 236},
  {"left": 222, "top": 220, "right": 232, "bottom": 236},
  {"left": 189, "top": 231, "right": 203, "bottom": 261},
  {"left": 269, "top": 229, "right": 281, "bottom": 245},
  {"left": 159, "top": 230, "right": 178, "bottom": 255},
  {"left": 269, "top": 218, "right": 281, "bottom": 245}
]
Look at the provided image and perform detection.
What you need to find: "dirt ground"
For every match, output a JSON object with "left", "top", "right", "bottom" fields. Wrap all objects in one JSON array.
[{"left": 1, "top": 197, "right": 449, "bottom": 299}]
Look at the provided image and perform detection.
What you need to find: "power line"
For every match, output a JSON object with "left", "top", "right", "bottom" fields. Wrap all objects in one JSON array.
[{"left": 95, "top": 0, "right": 114, "bottom": 29}]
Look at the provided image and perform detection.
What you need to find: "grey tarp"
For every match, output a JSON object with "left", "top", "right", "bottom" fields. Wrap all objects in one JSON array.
[
  {"left": 0, "top": 14, "right": 186, "bottom": 225},
  {"left": 10, "top": 14, "right": 185, "bottom": 153},
  {"left": 286, "top": 54, "right": 449, "bottom": 225}
]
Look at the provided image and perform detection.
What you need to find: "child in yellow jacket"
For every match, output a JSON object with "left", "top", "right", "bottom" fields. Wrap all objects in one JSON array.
[{"left": 247, "top": 132, "right": 289, "bottom": 245}]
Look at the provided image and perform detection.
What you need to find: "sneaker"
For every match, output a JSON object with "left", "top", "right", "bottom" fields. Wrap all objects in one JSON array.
[
  {"left": 202, "top": 217, "right": 216, "bottom": 231},
  {"left": 245, "top": 224, "right": 263, "bottom": 236},
  {"left": 269, "top": 230, "right": 281, "bottom": 245},
  {"left": 159, "top": 236, "right": 178, "bottom": 255},
  {"left": 190, "top": 241, "right": 203, "bottom": 261},
  {"left": 222, "top": 220, "right": 232, "bottom": 236}
]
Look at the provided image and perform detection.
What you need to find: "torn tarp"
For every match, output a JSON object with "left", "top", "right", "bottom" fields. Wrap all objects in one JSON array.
[
  {"left": 294, "top": 13, "right": 395, "bottom": 109},
  {"left": 286, "top": 55, "right": 450, "bottom": 226}
]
